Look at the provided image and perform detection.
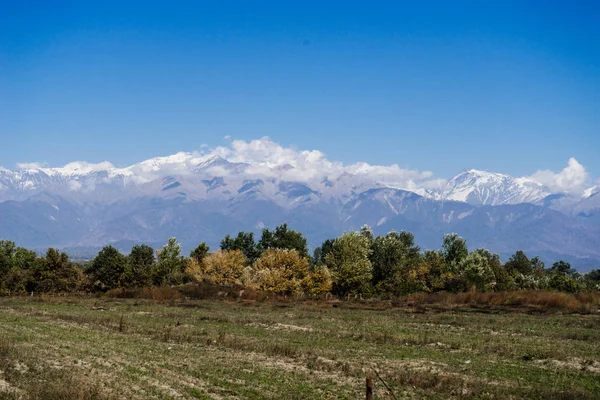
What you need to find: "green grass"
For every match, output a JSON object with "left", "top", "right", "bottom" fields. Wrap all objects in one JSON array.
[{"left": 0, "top": 295, "right": 599, "bottom": 399}]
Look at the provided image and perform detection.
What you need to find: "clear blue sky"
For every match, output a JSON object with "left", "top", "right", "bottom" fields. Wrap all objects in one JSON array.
[{"left": 1, "top": 1, "right": 599, "bottom": 178}]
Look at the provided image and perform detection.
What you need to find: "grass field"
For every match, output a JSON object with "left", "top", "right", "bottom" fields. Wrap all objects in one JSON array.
[{"left": 0, "top": 293, "right": 599, "bottom": 399}]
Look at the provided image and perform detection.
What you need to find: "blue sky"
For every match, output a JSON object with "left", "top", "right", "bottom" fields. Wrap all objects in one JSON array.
[{"left": 1, "top": 1, "right": 599, "bottom": 179}]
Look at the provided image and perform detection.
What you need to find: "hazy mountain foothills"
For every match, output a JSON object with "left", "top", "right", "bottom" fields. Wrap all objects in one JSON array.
[{"left": 0, "top": 139, "right": 599, "bottom": 270}]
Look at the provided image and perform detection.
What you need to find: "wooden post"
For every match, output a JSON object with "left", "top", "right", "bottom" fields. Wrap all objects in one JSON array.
[{"left": 366, "top": 376, "right": 373, "bottom": 400}]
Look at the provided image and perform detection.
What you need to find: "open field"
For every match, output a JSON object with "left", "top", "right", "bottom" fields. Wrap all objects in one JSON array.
[{"left": 0, "top": 293, "right": 599, "bottom": 399}]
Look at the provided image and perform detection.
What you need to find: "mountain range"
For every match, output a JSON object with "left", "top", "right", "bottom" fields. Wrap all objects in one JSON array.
[{"left": 1, "top": 143, "right": 599, "bottom": 271}]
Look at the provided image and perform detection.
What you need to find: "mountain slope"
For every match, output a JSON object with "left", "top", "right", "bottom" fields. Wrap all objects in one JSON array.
[
  {"left": 437, "top": 169, "right": 550, "bottom": 205},
  {"left": 1, "top": 151, "right": 599, "bottom": 270}
]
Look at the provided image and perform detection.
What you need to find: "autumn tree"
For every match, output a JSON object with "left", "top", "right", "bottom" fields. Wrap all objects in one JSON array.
[
  {"left": 251, "top": 248, "right": 312, "bottom": 295},
  {"left": 187, "top": 249, "right": 248, "bottom": 286}
]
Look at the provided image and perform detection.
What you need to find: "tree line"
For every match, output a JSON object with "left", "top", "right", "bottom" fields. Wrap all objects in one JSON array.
[{"left": 1, "top": 224, "right": 599, "bottom": 296}]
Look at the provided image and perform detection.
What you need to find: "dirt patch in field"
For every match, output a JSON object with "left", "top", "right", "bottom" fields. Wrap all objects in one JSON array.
[{"left": 535, "top": 358, "right": 600, "bottom": 374}]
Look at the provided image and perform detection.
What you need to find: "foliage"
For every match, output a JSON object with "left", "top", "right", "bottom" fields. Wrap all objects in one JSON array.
[
  {"left": 461, "top": 250, "right": 496, "bottom": 292},
  {"left": 153, "top": 237, "right": 187, "bottom": 285},
  {"left": 313, "top": 238, "right": 334, "bottom": 266},
  {"left": 258, "top": 223, "right": 309, "bottom": 258},
  {"left": 190, "top": 242, "right": 210, "bottom": 263},
  {"left": 325, "top": 231, "right": 373, "bottom": 296},
  {"left": 122, "top": 244, "right": 155, "bottom": 288},
  {"left": 221, "top": 232, "right": 260, "bottom": 262},
  {"left": 549, "top": 273, "right": 582, "bottom": 293},
  {"left": 86, "top": 245, "right": 128, "bottom": 290},
  {"left": 187, "top": 249, "right": 248, "bottom": 286},
  {"left": 0, "top": 227, "right": 598, "bottom": 297},
  {"left": 251, "top": 249, "right": 311, "bottom": 295},
  {"left": 34, "top": 248, "right": 89, "bottom": 292},
  {"left": 550, "top": 260, "right": 574, "bottom": 276},
  {"left": 442, "top": 233, "right": 468, "bottom": 272},
  {"left": 504, "top": 250, "right": 533, "bottom": 276},
  {"left": 371, "top": 230, "right": 421, "bottom": 294}
]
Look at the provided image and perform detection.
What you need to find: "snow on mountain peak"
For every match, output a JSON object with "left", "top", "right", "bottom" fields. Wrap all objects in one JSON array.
[
  {"left": 439, "top": 169, "right": 549, "bottom": 205},
  {"left": 46, "top": 161, "right": 115, "bottom": 176},
  {"left": 584, "top": 185, "right": 599, "bottom": 199},
  {"left": 1, "top": 138, "right": 594, "bottom": 208}
]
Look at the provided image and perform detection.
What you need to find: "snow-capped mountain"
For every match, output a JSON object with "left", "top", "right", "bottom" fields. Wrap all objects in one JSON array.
[
  {"left": 436, "top": 169, "right": 550, "bottom": 206},
  {"left": 1, "top": 142, "right": 599, "bottom": 270}
]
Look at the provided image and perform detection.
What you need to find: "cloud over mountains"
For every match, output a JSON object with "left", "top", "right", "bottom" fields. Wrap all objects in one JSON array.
[
  {"left": 11, "top": 137, "right": 595, "bottom": 198},
  {"left": 1, "top": 137, "right": 599, "bottom": 270}
]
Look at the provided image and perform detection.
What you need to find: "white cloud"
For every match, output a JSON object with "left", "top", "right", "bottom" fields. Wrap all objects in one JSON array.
[
  {"left": 529, "top": 158, "right": 589, "bottom": 195},
  {"left": 9, "top": 138, "right": 595, "bottom": 200},
  {"left": 202, "top": 137, "right": 438, "bottom": 192},
  {"left": 67, "top": 180, "right": 82, "bottom": 191},
  {"left": 56, "top": 161, "right": 114, "bottom": 175},
  {"left": 16, "top": 162, "right": 44, "bottom": 170}
]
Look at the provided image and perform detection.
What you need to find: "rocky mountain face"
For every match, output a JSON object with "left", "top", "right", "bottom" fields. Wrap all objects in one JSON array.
[{"left": 0, "top": 153, "right": 598, "bottom": 271}]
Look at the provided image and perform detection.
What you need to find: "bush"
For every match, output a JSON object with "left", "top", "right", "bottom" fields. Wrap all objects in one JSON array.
[{"left": 549, "top": 274, "right": 582, "bottom": 293}]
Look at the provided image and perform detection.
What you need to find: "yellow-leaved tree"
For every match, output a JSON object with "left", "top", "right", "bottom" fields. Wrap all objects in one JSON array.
[
  {"left": 251, "top": 248, "right": 331, "bottom": 295},
  {"left": 186, "top": 249, "right": 248, "bottom": 286}
]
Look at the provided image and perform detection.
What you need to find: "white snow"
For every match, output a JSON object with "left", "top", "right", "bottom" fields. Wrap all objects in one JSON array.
[
  {"left": 458, "top": 210, "right": 473, "bottom": 219},
  {"left": 584, "top": 186, "right": 598, "bottom": 199}
]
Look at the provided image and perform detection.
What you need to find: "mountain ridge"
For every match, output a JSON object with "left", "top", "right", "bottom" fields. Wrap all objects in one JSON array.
[{"left": 1, "top": 148, "right": 599, "bottom": 270}]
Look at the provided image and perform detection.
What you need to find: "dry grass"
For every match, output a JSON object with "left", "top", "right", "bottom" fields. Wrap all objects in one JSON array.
[
  {"left": 103, "top": 286, "right": 600, "bottom": 314},
  {"left": 404, "top": 290, "right": 600, "bottom": 312},
  {"left": 0, "top": 337, "right": 109, "bottom": 400},
  {"left": 0, "top": 294, "right": 599, "bottom": 399}
]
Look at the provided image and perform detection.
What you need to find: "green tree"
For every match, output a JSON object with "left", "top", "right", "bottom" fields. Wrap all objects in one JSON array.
[
  {"left": 0, "top": 241, "right": 37, "bottom": 294},
  {"left": 313, "top": 238, "right": 335, "bottom": 266},
  {"left": 34, "top": 248, "right": 88, "bottom": 292},
  {"left": 586, "top": 269, "right": 600, "bottom": 283},
  {"left": 479, "top": 249, "right": 513, "bottom": 291},
  {"left": 122, "top": 244, "right": 155, "bottom": 287},
  {"left": 462, "top": 250, "right": 496, "bottom": 292},
  {"left": 583, "top": 269, "right": 600, "bottom": 290},
  {"left": 86, "top": 246, "right": 128, "bottom": 290},
  {"left": 258, "top": 224, "right": 309, "bottom": 258},
  {"left": 325, "top": 231, "right": 373, "bottom": 296},
  {"left": 549, "top": 273, "right": 581, "bottom": 293},
  {"left": 190, "top": 242, "right": 210, "bottom": 263},
  {"left": 360, "top": 224, "right": 374, "bottom": 243},
  {"left": 153, "top": 237, "right": 187, "bottom": 285},
  {"left": 371, "top": 231, "right": 421, "bottom": 293},
  {"left": 221, "top": 232, "right": 260, "bottom": 262},
  {"left": 504, "top": 251, "right": 532, "bottom": 276},
  {"left": 420, "top": 250, "right": 449, "bottom": 292},
  {"left": 442, "top": 233, "right": 468, "bottom": 271},
  {"left": 0, "top": 240, "right": 17, "bottom": 277},
  {"left": 550, "top": 260, "right": 573, "bottom": 276}
]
